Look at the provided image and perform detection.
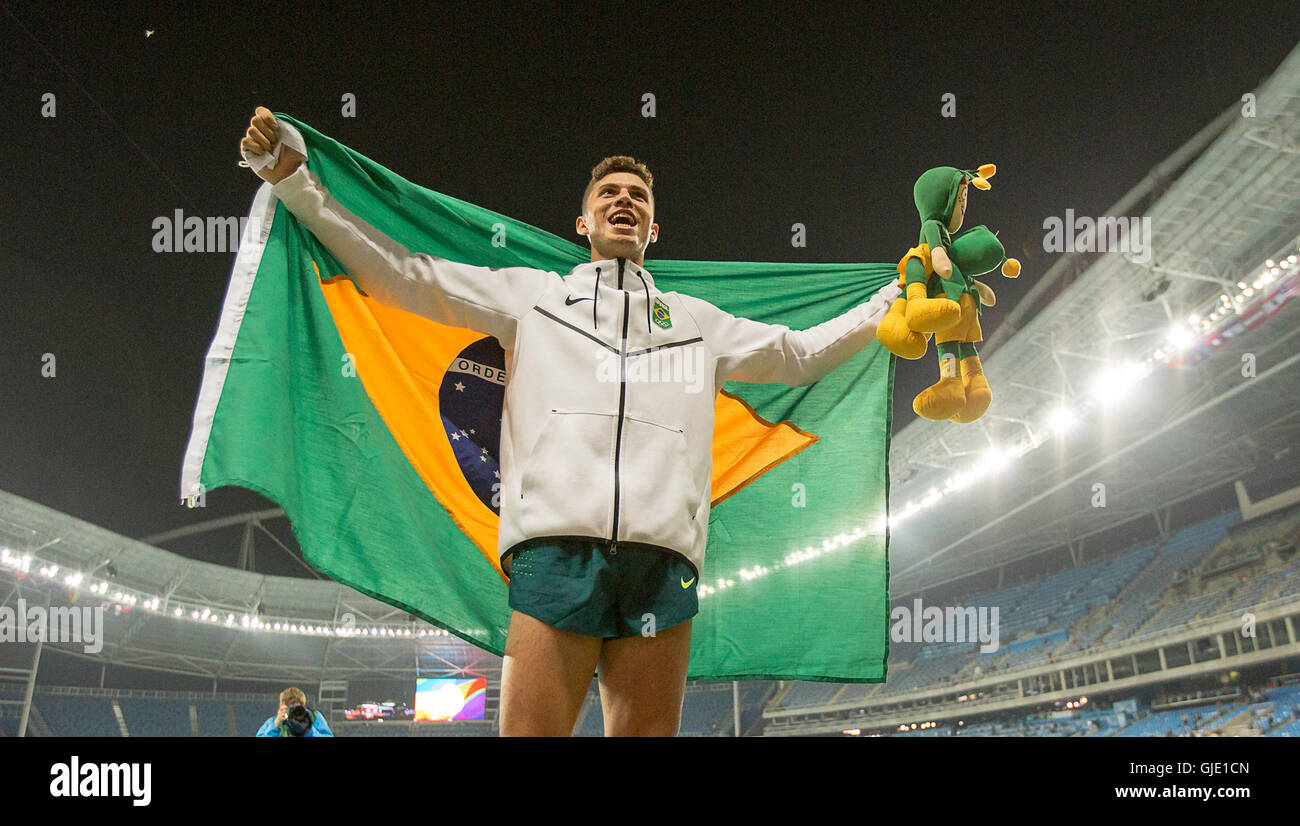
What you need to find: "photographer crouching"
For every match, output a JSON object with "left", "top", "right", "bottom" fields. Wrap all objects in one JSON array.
[{"left": 255, "top": 688, "right": 334, "bottom": 737}]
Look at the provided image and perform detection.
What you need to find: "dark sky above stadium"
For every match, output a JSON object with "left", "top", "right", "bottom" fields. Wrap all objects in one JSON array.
[{"left": 3, "top": 2, "right": 1299, "bottom": 572}]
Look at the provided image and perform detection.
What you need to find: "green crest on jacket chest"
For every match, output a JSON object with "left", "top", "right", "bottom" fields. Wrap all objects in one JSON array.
[{"left": 653, "top": 297, "right": 673, "bottom": 329}]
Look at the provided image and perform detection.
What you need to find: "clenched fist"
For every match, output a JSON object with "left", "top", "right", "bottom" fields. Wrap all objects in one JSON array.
[{"left": 241, "top": 106, "right": 303, "bottom": 185}]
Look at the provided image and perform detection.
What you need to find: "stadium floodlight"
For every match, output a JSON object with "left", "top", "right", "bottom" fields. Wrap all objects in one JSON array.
[
  {"left": 1164, "top": 325, "right": 1190, "bottom": 348},
  {"left": 1048, "top": 406, "right": 1077, "bottom": 433},
  {"left": 1092, "top": 362, "right": 1148, "bottom": 403},
  {"left": 976, "top": 446, "right": 1013, "bottom": 475}
]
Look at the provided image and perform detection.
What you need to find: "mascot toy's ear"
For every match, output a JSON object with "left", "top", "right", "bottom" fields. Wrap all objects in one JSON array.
[{"left": 968, "top": 163, "right": 996, "bottom": 190}]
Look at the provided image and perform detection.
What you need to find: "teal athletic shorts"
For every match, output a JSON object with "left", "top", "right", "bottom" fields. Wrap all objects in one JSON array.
[{"left": 506, "top": 538, "right": 699, "bottom": 639}]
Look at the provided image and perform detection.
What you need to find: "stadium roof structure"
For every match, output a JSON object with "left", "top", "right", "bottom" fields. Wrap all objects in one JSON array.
[
  {"left": 0, "top": 490, "right": 500, "bottom": 683},
  {"left": 887, "top": 42, "right": 1300, "bottom": 595}
]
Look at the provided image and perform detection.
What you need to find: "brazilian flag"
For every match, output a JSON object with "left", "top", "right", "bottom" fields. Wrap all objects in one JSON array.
[{"left": 182, "top": 116, "right": 895, "bottom": 682}]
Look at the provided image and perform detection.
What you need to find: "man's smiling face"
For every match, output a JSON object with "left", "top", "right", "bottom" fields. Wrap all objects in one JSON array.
[{"left": 577, "top": 171, "right": 659, "bottom": 265}]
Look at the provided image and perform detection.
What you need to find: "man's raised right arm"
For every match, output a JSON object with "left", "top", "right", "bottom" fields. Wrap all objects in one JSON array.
[{"left": 240, "top": 106, "right": 547, "bottom": 341}]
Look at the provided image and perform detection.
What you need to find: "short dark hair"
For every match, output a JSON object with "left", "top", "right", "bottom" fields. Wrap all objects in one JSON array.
[{"left": 582, "top": 155, "right": 654, "bottom": 211}]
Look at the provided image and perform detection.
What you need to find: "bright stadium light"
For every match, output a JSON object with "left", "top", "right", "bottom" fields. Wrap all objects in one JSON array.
[
  {"left": 1167, "top": 325, "right": 1193, "bottom": 349},
  {"left": 977, "top": 446, "right": 1012, "bottom": 474},
  {"left": 1048, "top": 406, "right": 1077, "bottom": 433},
  {"left": 1092, "top": 365, "right": 1131, "bottom": 402}
]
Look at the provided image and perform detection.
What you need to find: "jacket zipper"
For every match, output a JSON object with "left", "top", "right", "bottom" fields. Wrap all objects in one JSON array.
[{"left": 609, "top": 258, "right": 629, "bottom": 554}]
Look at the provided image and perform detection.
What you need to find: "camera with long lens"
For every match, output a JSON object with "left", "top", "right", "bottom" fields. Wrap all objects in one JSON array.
[{"left": 282, "top": 703, "right": 314, "bottom": 736}]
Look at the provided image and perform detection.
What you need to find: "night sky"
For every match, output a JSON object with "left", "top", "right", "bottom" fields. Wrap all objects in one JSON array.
[{"left": 4, "top": 2, "right": 1299, "bottom": 574}]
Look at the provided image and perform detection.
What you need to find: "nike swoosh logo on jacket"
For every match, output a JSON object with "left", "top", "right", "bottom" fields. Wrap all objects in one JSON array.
[{"left": 270, "top": 165, "right": 899, "bottom": 576}]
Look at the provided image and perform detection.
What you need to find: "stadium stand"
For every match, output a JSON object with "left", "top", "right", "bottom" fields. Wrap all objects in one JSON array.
[
  {"left": 1, "top": 507, "right": 1295, "bottom": 737},
  {"left": 769, "top": 509, "right": 1271, "bottom": 715},
  {"left": 118, "top": 696, "right": 193, "bottom": 737},
  {"left": 760, "top": 503, "right": 1300, "bottom": 737},
  {"left": 34, "top": 695, "right": 121, "bottom": 737}
]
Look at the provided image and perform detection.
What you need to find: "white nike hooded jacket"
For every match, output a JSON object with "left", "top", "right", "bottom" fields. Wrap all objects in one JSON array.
[{"left": 270, "top": 164, "right": 899, "bottom": 576}]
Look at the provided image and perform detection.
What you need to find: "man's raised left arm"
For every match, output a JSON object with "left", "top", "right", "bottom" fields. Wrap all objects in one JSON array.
[{"left": 680, "top": 281, "right": 901, "bottom": 387}]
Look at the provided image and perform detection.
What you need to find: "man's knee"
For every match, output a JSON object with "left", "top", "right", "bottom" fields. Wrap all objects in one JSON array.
[{"left": 602, "top": 696, "right": 683, "bottom": 737}]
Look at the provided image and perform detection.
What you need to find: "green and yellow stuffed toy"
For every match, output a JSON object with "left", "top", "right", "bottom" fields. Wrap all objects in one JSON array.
[{"left": 875, "top": 164, "right": 1021, "bottom": 423}]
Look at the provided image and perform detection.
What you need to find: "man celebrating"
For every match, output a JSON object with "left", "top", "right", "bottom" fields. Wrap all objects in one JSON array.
[{"left": 241, "top": 107, "right": 899, "bottom": 736}]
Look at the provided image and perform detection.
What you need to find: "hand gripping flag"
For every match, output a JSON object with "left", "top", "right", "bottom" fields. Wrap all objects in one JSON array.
[{"left": 183, "top": 115, "right": 895, "bottom": 682}]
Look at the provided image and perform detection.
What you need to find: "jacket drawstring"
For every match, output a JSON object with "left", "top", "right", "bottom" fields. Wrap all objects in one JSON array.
[
  {"left": 636, "top": 271, "right": 651, "bottom": 335},
  {"left": 589, "top": 263, "right": 650, "bottom": 333}
]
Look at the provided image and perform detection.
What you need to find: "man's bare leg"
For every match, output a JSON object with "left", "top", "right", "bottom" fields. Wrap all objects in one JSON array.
[
  {"left": 499, "top": 610, "right": 603, "bottom": 736},
  {"left": 597, "top": 619, "right": 692, "bottom": 736}
]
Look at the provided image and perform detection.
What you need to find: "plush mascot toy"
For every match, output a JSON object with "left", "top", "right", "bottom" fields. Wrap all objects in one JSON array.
[{"left": 874, "top": 164, "right": 1020, "bottom": 423}]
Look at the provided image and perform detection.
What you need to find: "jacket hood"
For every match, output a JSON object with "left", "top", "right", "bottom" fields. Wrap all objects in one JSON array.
[
  {"left": 563, "top": 258, "right": 660, "bottom": 334},
  {"left": 566, "top": 258, "right": 657, "bottom": 293}
]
